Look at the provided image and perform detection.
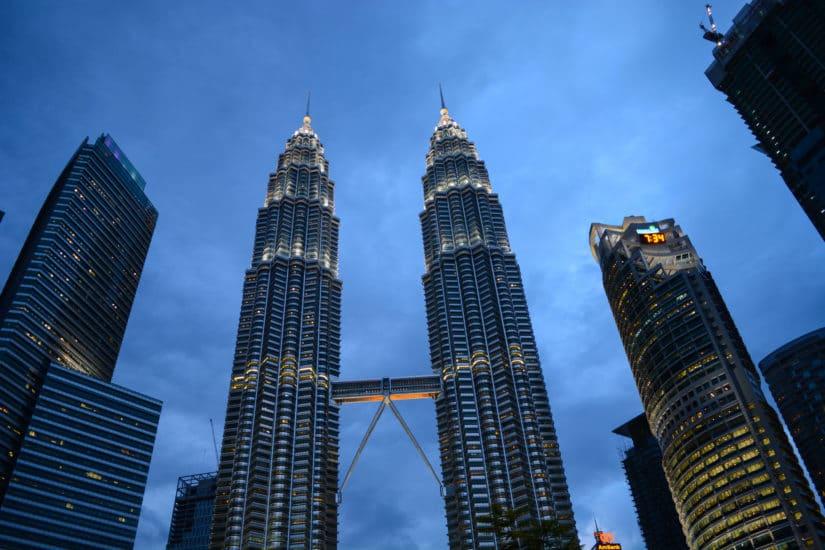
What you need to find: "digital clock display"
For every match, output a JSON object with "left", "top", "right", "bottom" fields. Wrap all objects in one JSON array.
[{"left": 639, "top": 232, "right": 666, "bottom": 245}]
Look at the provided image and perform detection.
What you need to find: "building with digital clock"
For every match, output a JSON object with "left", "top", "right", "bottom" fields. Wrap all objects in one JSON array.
[{"left": 590, "top": 216, "right": 825, "bottom": 549}]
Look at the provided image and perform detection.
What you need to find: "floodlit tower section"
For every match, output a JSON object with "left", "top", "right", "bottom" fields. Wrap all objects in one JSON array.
[
  {"left": 210, "top": 112, "right": 341, "bottom": 549},
  {"left": 420, "top": 100, "right": 576, "bottom": 547},
  {"left": 590, "top": 217, "right": 825, "bottom": 549}
]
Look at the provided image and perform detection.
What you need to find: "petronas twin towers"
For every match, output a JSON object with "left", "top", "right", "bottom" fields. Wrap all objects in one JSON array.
[{"left": 210, "top": 100, "right": 575, "bottom": 548}]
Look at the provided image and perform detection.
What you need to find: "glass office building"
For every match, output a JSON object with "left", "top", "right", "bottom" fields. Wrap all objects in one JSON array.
[
  {"left": 614, "top": 413, "right": 688, "bottom": 550},
  {"left": 0, "top": 363, "right": 161, "bottom": 548},
  {"left": 704, "top": 0, "right": 825, "bottom": 239},
  {"left": 590, "top": 216, "right": 824, "bottom": 548},
  {"left": 167, "top": 472, "right": 218, "bottom": 550},
  {"left": 421, "top": 102, "right": 576, "bottom": 547},
  {"left": 759, "top": 327, "right": 825, "bottom": 501},
  {"left": 210, "top": 112, "right": 341, "bottom": 549},
  {"left": 0, "top": 134, "right": 158, "bottom": 499}
]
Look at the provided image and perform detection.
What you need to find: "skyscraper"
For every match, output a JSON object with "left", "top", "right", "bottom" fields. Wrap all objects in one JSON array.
[
  {"left": 421, "top": 98, "right": 576, "bottom": 547},
  {"left": 0, "top": 363, "right": 161, "bottom": 548},
  {"left": 759, "top": 327, "right": 825, "bottom": 501},
  {"left": 704, "top": 0, "right": 825, "bottom": 239},
  {"left": 590, "top": 216, "right": 825, "bottom": 548},
  {"left": 613, "top": 413, "right": 688, "bottom": 550},
  {"left": 0, "top": 134, "right": 158, "bottom": 500},
  {"left": 210, "top": 111, "right": 341, "bottom": 548},
  {"left": 167, "top": 472, "right": 218, "bottom": 550}
]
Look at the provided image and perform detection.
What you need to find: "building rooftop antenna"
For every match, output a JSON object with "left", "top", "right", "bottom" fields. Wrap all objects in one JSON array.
[{"left": 700, "top": 4, "right": 725, "bottom": 46}]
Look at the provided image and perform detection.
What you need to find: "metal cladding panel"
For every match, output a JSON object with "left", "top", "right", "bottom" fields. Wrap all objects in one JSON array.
[
  {"left": 210, "top": 116, "right": 341, "bottom": 549},
  {"left": 420, "top": 107, "right": 577, "bottom": 548}
]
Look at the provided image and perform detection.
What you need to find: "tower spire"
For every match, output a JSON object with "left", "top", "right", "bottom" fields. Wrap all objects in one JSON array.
[
  {"left": 301, "top": 91, "right": 312, "bottom": 132},
  {"left": 437, "top": 83, "right": 452, "bottom": 126}
]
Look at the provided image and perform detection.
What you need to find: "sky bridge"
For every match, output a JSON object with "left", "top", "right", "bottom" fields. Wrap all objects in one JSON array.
[{"left": 331, "top": 374, "right": 444, "bottom": 502}]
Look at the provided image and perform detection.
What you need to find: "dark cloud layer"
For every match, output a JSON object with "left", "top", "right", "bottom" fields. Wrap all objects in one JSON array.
[{"left": 2, "top": 2, "right": 823, "bottom": 548}]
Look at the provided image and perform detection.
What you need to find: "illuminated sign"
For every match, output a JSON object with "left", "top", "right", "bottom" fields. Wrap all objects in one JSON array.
[
  {"left": 594, "top": 531, "right": 622, "bottom": 550},
  {"left": 639, "top": 232, "right": 666, "bottom": 245},
  {"left": 635, "top": 224, "right": 660, "bottom": 234}
]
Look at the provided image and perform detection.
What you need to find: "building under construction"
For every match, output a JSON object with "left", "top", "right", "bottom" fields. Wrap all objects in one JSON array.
[
  {"left": 167, "top": 472, "right": 218, "bottom": 550},
  {"left": 703, "top": 1, "right": 825, "bottom": 239}
]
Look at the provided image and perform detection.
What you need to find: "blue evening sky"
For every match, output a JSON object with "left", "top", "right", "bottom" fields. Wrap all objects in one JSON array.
[{"left": 2, "top": 2, "right": 823, "bottom": 548}]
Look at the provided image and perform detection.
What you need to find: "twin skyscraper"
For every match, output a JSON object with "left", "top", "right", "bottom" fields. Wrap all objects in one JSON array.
[
  {"left": 208, "top": 102, "right": 577, "bottom": 548},
  {"left": 2, "top": 101, "right": 822, "bottom": 550},
  {"left": 2, "top": 8, "right": 824, "bottom": 541}
]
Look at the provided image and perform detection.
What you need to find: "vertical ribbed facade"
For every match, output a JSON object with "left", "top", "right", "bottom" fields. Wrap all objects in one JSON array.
[
  {"left": 210, "top": 114, "right": 341, "bottom": 549},
  {"left": 420, "top": 106, "right": 576, "bottom": 548},
  {"left": 591, "top": 217, "right": 825, "bottom": 549},
  {"left": 0, "top": 134, "right": 157, "bottom": 502}
]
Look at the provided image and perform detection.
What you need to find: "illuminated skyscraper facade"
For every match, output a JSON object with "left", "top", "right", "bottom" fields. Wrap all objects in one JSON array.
[
  {"left": 210, "top": 113, "right": 341, "bottom": 549},
  {"left": 0, "top": 134, "right": 157, "bottom": 501},
  {"left": 421, "top": 104, "right": 576, "bottom": 547},
  {"left": 590, "top": 216, "right": 825, "bottom": 549},
  {"left": 704, "top": 0, "right": 825, "bottom": 239}
]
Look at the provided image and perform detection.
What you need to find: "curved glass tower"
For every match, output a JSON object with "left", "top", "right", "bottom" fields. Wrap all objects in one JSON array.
[
  {"left": 210, "top": 113, "right": 341, "bottom": 549},
  {"left": 421, "top": 103, "right": 576, "bottom": 547},
  {"left": 590, "top": 216, "right": 825, "bottom": 549}
]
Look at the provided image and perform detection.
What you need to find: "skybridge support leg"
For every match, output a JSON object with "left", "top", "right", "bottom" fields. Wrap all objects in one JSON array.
[
  {"left": 385, "top": 398, "right": 444, "bottom": 496},
  {"left": 338, "top": 400, "right": 386, "bottom": 503}
]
